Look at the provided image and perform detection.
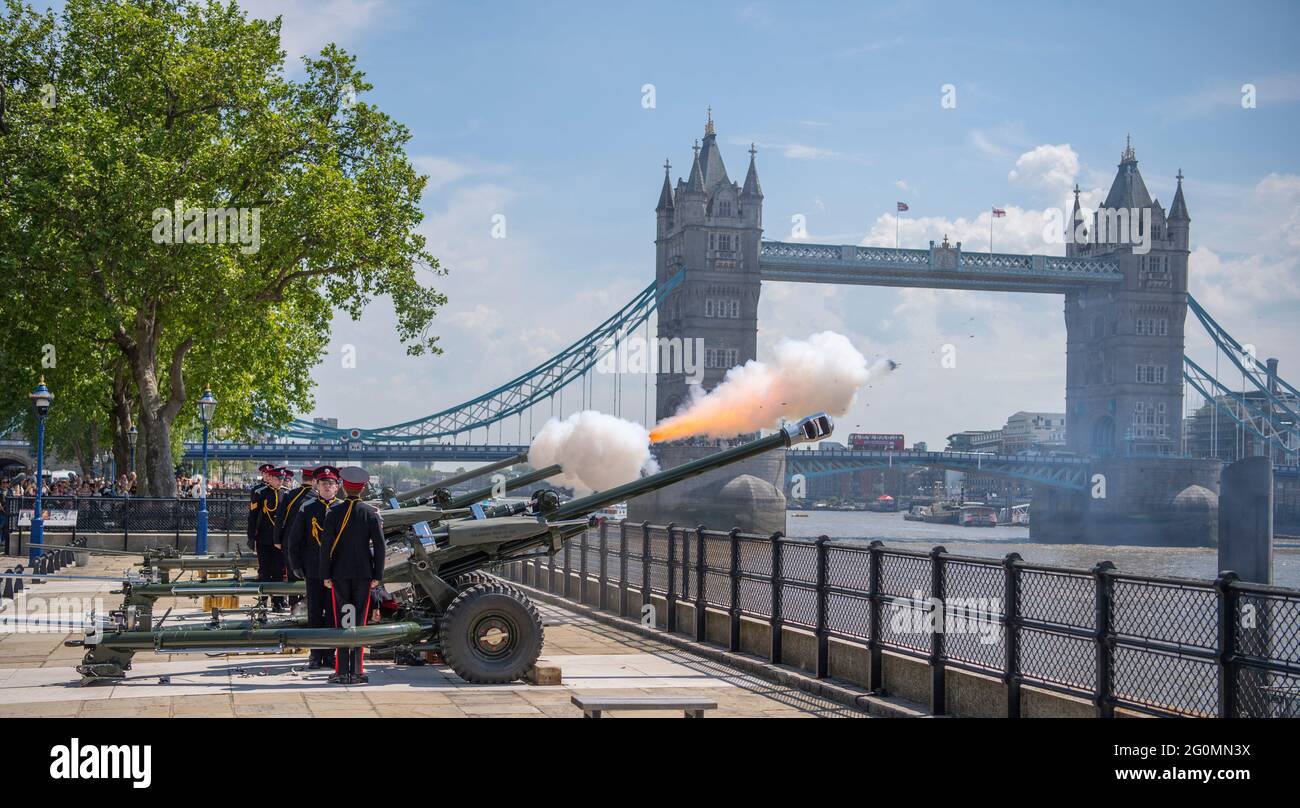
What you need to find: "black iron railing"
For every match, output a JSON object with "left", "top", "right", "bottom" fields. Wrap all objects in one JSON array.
[
  {"left": 502, "top": 520, "right": 1300, "bottom": 719},
  {"left": 1, "top": 495, "right": 248, "bottom": 552}
]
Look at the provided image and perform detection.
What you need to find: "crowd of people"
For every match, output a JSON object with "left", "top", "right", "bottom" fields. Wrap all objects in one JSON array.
[{"left": 0, "top": 470, "right": 247, "bottom": 500}]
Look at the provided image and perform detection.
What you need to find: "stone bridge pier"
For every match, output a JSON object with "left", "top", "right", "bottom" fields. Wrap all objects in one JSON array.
[{"left": 1032, "top": 456, "right": 1224, "bottom": 546}]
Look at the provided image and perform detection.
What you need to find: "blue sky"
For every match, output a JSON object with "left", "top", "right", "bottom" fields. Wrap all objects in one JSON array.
[{"left": 39, "top": 0, "right": 1300, "bottom": 448}]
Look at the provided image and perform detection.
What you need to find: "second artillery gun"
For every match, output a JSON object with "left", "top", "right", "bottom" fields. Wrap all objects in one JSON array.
[{"left": 69, "top": 414, "right": 833, "bottom": 685}]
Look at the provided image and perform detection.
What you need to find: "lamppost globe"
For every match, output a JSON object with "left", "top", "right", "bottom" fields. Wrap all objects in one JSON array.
[
  {"left": 195, "top": 387, "right": 217, "bottom": 553},
  {"left": 28, "top": 377, "right": 53, "bottom": 564},
  {"left": 198, "top": 388, "right": 217, "bottom": 424},
  {"left": 29, "top": 377, "right": 53, "bottom": 416},
  {"left": 126, "top": 424, "right": 137, "bottom": 495}
]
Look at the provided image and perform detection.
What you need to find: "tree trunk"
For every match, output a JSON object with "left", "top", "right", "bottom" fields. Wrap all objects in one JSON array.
[
  {"left": 125, "top": 335, "right": 191, "bottom": 498},
  {"left": 69, "top": 430, "right": 88, "bottom": 478},
  {"left": 109, "top": 303, "right": 193, "bottom": 498},
  {"left": 111, "top": 368, "right": 133, "bottom": 486},
  {"left": 136, "top": 408, "right": 176, "bottom": 497}
]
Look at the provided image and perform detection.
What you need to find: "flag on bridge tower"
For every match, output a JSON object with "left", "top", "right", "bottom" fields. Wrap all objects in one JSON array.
[
  {"left": 990, "top": 207, "right": 1006, "bottom": 253},
  {"left": 895, "top": 202, "right": 908, "bottom": 249}
]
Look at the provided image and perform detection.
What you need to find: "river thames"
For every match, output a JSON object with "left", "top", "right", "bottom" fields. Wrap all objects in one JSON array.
[{"left": 782, "top": 509, "right": 1300, "bottom": 588}]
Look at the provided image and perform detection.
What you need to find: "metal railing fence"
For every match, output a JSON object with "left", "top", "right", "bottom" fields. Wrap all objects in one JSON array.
[{"left": 502, "top": 519, "right": 1300, "bottom": 719}]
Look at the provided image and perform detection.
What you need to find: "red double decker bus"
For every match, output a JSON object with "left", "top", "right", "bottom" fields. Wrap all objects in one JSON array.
[{"left": 847, "top": 433, "right": 905, "bottom": 451}]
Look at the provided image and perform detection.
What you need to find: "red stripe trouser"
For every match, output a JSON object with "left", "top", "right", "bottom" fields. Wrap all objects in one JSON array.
[{"left": 329, "top": 579, "right": 372, "bottom": 677}]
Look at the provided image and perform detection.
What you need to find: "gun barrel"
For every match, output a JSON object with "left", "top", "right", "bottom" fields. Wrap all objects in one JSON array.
[
  {"left": 129, "top": 581, "right": 306, "bottom": 598},
  {"left": 446, "top": 464, "right": 563, "bottom": 510},
  {"left": 549, "top": 413, "right": 833, "bottom": 521},
  {"left": 90, "top": 622, "right": 424, "bottom": 651},
  {"left": 144, "top": 556, "right": 260, "bottom": 572},
  {"left": 397, "top": 451, "right": 529, "bottom": 504}
]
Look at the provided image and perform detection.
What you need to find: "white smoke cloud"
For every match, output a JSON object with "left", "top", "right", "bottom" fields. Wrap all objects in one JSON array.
[
  {"left": 1008, "top": 143, "right": 1080, "bottom": 197},
  {"left": 528, "top": 410, "right": 658, "bottom": 495},
  {"left": 650, "top": 331, "right": 894, "bottom": 441}
]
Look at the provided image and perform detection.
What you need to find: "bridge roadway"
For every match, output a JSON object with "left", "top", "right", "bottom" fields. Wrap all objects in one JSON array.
[{"left": 758, "top": 240, "right": 1124, "bottom": 294}]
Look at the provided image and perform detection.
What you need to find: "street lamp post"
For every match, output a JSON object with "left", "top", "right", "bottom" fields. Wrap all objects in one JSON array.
[
  {"left": 196, "top": 388, "right": 217, "bottom": 554},
  {"left": 28, "top": 378, "right": 53, "bottom": 564},
  {"left": 127, "top": 425, "right": 137, "bottom": 496}
]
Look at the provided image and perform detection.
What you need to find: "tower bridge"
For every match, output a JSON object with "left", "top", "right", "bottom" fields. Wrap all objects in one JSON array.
[{"left": 173, "top": 115, "right": 1297, "bottom": 545}]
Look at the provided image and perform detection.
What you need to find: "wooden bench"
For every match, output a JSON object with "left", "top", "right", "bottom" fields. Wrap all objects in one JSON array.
[{"left": 570, "top": 695, "right": 717, "bottom": 719}]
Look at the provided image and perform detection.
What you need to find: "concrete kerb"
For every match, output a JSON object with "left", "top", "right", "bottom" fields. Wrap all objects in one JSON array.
[{"left": 514, "top": 582, "right": 928, "bottom": 718}]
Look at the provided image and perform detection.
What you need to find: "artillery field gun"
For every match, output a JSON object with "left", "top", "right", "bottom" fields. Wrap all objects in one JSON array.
[{"left": 68, "top": 415, "right": 833, "bottom": 685}]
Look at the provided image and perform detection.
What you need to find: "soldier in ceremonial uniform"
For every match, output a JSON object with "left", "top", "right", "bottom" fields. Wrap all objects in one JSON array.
[
  {"left": 247, "top": 463, "right": 277, "bottom": 526},
  {"left": 322, "top": 466, "right": 386, "bottom": 684},
  {"left": 286, "top": 466, "right": 339, "bottom": 670},
  {"left": 280, "top": 466, "right": 318, "bottom": 548},
  {"left": 247, "top": 463, "right": 277, "bottom": 553},
  {"left": 248, "top": 466, "right": 289, "bottom": 611},
  {"left": 278, "top": 467, "right": 316, "bottom": 608}
]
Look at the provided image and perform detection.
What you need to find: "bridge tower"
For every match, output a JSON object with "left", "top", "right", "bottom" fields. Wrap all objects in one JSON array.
[
  {"left": 654, "top": 111, "right": 764, "bottom": 419},
  {"left": 1064, "top": 138, "right": 1191, "bottom": 458},
  {"left": 634, "top": 113, "right": 785, "bottom": 534},
  {"left": 1041, "top": 140, "right": 1220, "bottom": 545}
]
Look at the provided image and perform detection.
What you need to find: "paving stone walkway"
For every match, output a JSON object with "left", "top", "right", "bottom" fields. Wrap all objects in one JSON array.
[{"left": 0, "top": 553, "right": 867, "bottom": 718}]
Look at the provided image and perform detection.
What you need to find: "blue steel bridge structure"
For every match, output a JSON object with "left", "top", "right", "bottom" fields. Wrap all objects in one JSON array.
[{"left": 172, "top": 239, "right": 1300, "bottom": 492}]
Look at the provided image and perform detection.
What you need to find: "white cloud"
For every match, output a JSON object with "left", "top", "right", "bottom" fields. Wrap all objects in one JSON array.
[
  {"left": 1008, "top": 144, "right": 1079, "bottom": 198},
  {"left": 1254, "top": 173, "right": 1300, "bottom": 248},
  {"left": 241, "top": 0, "right": 385, "bottom": 66},
  {"left": 1190, "top": 247, "right": 1300, "bottom": 314},
  {"left": 730, "top": 137, "right": 866, "bottom": 164},
  {"left": 861, "top": 206, "right": 1066, "bottom": 255}
]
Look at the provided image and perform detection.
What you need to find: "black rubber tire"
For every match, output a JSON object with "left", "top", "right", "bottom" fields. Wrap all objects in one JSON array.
[
  {"left": 440, "top": 583, "right": 543, "bottom": 684},
  {"left": 450, "top": 571, "right": 515, "bottom": 592}
]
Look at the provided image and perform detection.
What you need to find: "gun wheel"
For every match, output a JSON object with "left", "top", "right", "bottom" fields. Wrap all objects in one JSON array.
[
  {"left": 450, "top": 571, "right": 513, "bottom": 593},
  {"left": 440, "top": 583, "right": 543, "bottom": 684}
]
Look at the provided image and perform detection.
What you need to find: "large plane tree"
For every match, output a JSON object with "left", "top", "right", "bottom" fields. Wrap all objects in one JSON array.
[{"left": 0, "top": 0, "right": 445, "bottom": 494}]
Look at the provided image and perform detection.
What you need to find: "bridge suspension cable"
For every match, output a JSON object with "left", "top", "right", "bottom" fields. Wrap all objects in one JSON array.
[
  {"left": 276, "top": 270, "right": 682, "bottom": 443},
  {"left": 1184, "top": 294, "right": 1300, "bottom": 457}
]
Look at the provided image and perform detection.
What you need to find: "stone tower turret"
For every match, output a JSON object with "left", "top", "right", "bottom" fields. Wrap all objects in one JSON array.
[
  {"left": 1063, "top": 138, "right": 1189, "bottom": 457},
  {"left": 654, "top": 112, "right": 764, "bottom": 420}
]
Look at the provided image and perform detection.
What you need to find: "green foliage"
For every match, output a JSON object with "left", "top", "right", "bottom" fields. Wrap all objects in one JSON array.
[{"left": 0, "top": 0, "right": 446, "bottom": 489}]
